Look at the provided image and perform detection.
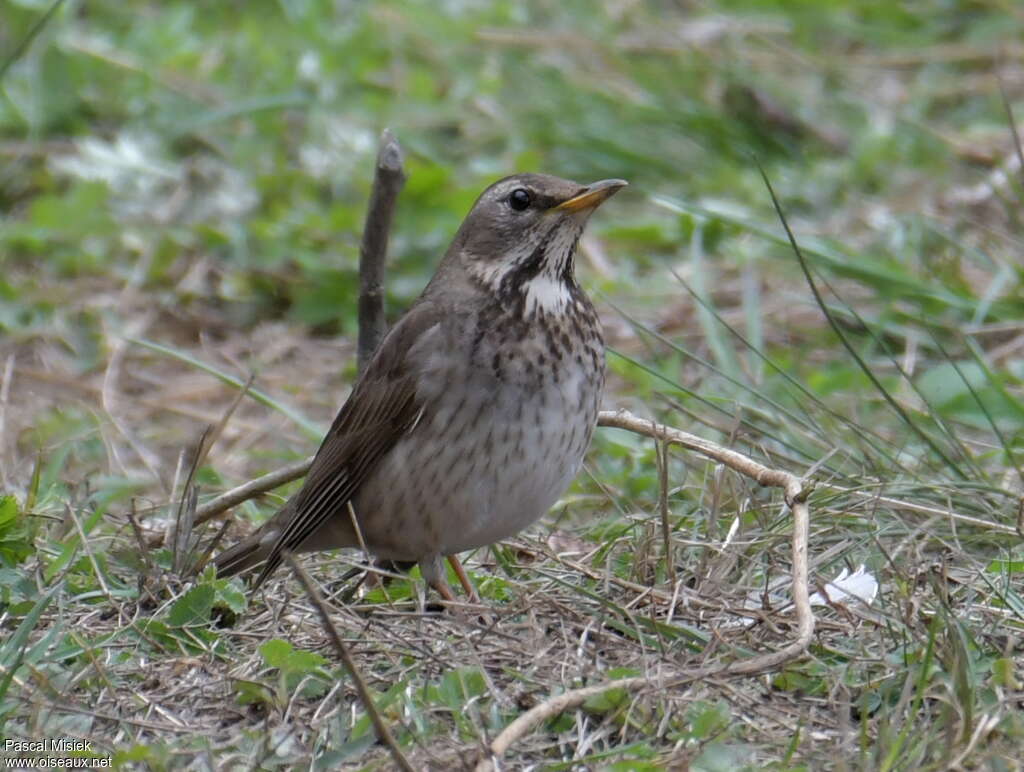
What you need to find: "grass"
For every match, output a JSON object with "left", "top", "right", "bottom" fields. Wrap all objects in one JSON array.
[{"left": 2, "top": 0, "right": 1023, "bottom": 768}]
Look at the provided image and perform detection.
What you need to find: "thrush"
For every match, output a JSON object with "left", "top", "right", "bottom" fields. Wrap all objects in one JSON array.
[{"left": 213, "top": 173, "right": 626, "bottom": 599}]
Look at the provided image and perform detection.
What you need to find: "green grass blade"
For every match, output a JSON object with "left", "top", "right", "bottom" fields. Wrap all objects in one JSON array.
[{"left": 126, "top": 337, "right": 324, "bottom": 440}]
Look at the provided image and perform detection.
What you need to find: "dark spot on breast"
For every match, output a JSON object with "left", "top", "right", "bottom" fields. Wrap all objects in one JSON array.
[
  {"left": 544, "top": 330, "right": 559, "bottom": 359},
  {"left": 469, "top": 320, "right": 488, "bottom": 359},
  {"left": 452, "top": 459, "right": 473, "bottom": 491},
  {"left": 470, "top": 397, "right": 488, "bottom": 426}
]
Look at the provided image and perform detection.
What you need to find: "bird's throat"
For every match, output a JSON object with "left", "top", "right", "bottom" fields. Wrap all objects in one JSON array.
[
  {"left": 522, "top": 273, "right": 574, "bottom": 316},
  {"left": 493, "top": 220, "right": 583, "bottom": 318}
]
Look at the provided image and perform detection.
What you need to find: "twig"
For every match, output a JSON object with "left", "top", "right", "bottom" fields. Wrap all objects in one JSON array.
[
  {"left": 193, "top": 456, "right": 313, "bottom": 526},
  {"left": 282, "top": 552, "right": 416, "bottom": 772},
  {"left": 178, "top": 374, "right": 254, "bottom": 564},
  {"left": 598, "top": 410, "right": 798, "bottom": 491},
  {"left": 358, "top": 129, "right": 406, "bottom": 373},
  {"left": 475, "top": 408, "right": 814, "bottom": 771}
]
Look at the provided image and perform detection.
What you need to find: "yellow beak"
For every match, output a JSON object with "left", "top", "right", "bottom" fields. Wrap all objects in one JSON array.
[{"left": 553, "top": 179, "right": 628, "bottom": 213}]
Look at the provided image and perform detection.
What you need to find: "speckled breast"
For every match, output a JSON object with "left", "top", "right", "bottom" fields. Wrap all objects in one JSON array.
[{"left": 352, "top": 296, "right": 604, "bottom": 561}]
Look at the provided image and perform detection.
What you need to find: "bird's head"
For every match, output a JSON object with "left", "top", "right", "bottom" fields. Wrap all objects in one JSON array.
[{"left": 438, "top": 173, "right": 626, "bottom": 316}]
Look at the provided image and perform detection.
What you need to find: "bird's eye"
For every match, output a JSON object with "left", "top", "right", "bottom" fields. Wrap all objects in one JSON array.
[{"left": 508, "top": 188, "right": 532, "bottom": 211}]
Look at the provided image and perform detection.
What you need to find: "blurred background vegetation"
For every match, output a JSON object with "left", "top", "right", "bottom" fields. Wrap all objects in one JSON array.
[
  {"left": 2, "top": 0, "right": 1023, "bottom": 768},
  {"left": 5, "top": 0, "right": 1017, "bottom": 334}
]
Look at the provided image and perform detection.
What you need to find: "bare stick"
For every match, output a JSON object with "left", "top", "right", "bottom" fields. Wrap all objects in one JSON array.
[
  {"left": 283, "top": 552, "right": 416, "bottom": 772},
  {"left": 598, "top": 410, "right": 799, "bottom": 492},
  {"left": 193, "top": 456, "right": 313, "bottom": 526},
  {"left": 358, "top": 129, "right": 406, "bottom": 373}
]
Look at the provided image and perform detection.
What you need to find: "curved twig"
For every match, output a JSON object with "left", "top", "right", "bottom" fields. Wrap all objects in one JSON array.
[
  {"left": 598, "top": 409, "right": 801, "bottom": 493},
  {"left": 472, "top": 409, "right": 813, "bottom": 771}
]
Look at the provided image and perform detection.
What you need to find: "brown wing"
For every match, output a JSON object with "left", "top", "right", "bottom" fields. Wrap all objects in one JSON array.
[{"left": 252, "top": 300, "right": 442, "bottom": 587}]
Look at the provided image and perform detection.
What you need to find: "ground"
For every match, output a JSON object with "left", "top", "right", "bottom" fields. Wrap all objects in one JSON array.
[{"left": 1, "top": 1, "right": 1023, "bottom": 769}]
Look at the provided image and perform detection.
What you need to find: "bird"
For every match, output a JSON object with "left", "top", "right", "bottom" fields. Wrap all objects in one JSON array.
[{"left": 213, "top": 173, "right": 627, "bottom": 600}]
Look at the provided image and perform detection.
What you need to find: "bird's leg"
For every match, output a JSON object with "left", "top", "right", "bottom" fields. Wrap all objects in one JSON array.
[
  {"left": 420, "top": 553, "right": 474, "bottom": 608},
  {"left": 430, "top": 576, "right": 458, "bottom": 603},
  {"left": 447, "top": 555, "right": 480, "bottom": 603},
  {"left": 419, "top": 553, "right": 450, "bottom": 600}
]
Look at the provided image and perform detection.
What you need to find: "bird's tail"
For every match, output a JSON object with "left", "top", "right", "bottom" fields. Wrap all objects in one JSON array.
[
  {"left": 210, "top": 498, "right": 295, "bottom": 582},
  {"left": 211, "top": 534, "right": 271, "bottom": 579}
]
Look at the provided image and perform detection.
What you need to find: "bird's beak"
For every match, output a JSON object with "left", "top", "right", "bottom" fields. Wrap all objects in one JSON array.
[{"left": 553, "top": 179, "right": 628, "bottom": 213}]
